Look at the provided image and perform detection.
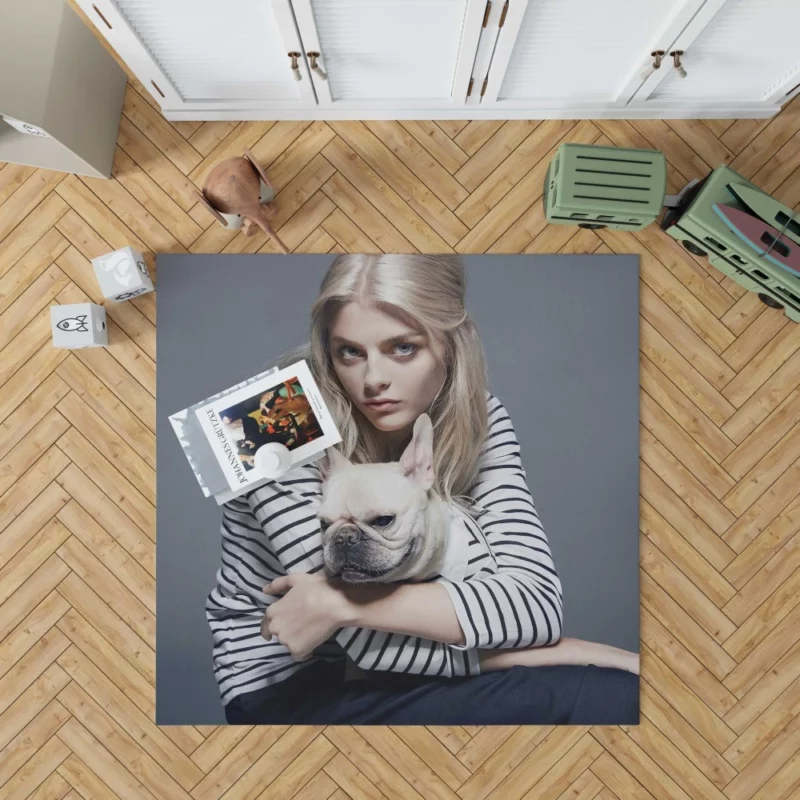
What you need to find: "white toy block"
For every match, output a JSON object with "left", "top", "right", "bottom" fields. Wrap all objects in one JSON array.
[
  {"left": 51, "top": 303, "right": 108, "bottom": 349},
  {"left": 92, "top": 246, "right": 154, "bottom": 302}
]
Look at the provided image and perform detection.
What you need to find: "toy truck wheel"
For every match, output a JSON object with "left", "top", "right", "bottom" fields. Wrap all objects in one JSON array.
[
  {"left": 758, "top": 293, "right": 784, "bottom": 310},
  {"left": 682, "top": 240, "right": 707, "bottom": 257},
  {"left": 578, "top": 223, "right": 606, "bottom": 229}
]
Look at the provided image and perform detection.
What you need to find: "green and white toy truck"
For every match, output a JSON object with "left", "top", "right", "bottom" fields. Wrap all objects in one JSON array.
[
  {"left": 543, "top": 142, "right": 800, "bottom": 323},
  {"left": 660, "top": 164, "right": 800, "bottom": 323},
  {"left": 544, "top": 143, "right": 667, "bottom": 232}
]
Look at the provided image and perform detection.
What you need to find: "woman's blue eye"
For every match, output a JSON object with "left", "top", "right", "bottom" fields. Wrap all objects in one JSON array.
[
  {"left": 373, "top": 515, "right": 395, "bottom": 528},
  {"left": 394, "top": 343, "right": 416, "bottom": 356},
  {"left": 340, "top": 346, "right": 360, "bottom": 359}
]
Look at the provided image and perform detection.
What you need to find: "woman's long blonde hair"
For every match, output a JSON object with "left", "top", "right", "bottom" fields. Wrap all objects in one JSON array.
[{"left": 276, "top": 254, "right": 489, "bottom": 508}]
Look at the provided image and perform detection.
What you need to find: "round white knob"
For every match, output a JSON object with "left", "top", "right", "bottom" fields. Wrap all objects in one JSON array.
[{"left": 254, "top": 443, "right": 292, "bottom": 477}]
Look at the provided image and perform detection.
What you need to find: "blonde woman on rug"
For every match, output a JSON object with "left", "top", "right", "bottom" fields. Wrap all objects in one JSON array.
[{"left": 207, "top": 254, "right": 639, "bottom": 725}]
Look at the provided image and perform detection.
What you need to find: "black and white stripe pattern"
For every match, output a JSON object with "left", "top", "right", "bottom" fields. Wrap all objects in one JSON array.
[{"left": 206, "top": 394, "right": 563, "bottom": 704}]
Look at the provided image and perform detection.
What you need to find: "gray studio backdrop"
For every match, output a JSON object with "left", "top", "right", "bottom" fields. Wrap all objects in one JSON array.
[{"left": 156, "top": 254, "right": 640, "bottom": 724}]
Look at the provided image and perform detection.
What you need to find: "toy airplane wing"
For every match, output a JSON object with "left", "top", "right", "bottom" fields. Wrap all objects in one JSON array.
[{"left": 713, "top": 203, "right": 800, "bottom": 277}]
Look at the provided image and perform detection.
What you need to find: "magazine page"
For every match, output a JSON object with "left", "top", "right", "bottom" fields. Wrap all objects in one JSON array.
[
  {"left": 169, "top": 367, "right": 283, "bottom": 498},
  {"left": 194, "top": 359, "right": 341, "bottom": 492}
]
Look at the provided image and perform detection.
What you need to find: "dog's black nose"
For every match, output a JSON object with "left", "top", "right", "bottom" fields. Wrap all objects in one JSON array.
[{"left": 335, "top": 526, "right": 363, "bottom": 546}]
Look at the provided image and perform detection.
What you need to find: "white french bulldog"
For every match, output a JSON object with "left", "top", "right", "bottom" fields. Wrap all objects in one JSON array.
[
  {"left": 314, "top": 416, "right": 642, "bottom": 678},
  {"left": 317, "top": 414, "right": 463, "bottom": 584}
]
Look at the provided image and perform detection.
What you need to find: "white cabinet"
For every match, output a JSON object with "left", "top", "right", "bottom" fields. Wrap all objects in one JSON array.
[
  {"left": 477, "top": 0, "right": 708, "bottom": 109},
  {"left": 629, "top": 0, "right": 800, "bottom": 111},
  {"left": 78, "top": 0, "right": 316, "bottom": 111},
  {"left": 289, "top": 0, "right": 487, "bottom": 108},
  {"left": 75, "top": 0, "right": 800, "bottom": 120}
]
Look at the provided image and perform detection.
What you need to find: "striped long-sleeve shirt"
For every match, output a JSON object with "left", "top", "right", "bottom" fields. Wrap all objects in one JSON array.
[{"left": 206, "top": 393, "right": 564, "bottom": 705}]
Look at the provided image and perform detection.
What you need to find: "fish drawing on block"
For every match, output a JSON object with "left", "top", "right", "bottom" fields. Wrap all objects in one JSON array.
[
  {"left": 99, "top": 250, "right": 136, "bottom": 286},
  {"left": 712, "top": 204, "right": 800, "bottom": 277},
  {"left": 57, "top": 315, "right": 89, "bottom": 333}
]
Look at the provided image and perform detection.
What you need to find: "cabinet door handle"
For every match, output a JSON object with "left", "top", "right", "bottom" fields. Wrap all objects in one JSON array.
[
  {"left": 640, "top": 50, "right": 665, "bottom": 81},
  {"left": 288, "top": 51, "right": 302, "bottom": 81},
  {"left": 670, "top": 50, "right": 687, "bottom": 78},
  {"left": 92, "top": 4, "right": 113, "bottom": 29},
  {"left": 307, "top": 52, "right": 328, "bottom": 81}
]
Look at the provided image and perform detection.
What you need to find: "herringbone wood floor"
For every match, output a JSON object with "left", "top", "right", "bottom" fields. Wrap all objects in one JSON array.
[{"left": 3, "top": 29, "right": 800, "bottom": 800}]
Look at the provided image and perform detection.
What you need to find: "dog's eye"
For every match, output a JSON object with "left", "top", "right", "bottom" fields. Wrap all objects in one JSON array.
[
  {"left": 372, "top": 515, "right": 395, "bottom": 528},
  {"left": 318, "top": 518, "right": 332, "bottom": 532}
]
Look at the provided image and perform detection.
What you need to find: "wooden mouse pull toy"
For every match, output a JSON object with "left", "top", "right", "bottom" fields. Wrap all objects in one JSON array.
[{"left": 196, "top": 148, "right": 290, "bottom": 254}]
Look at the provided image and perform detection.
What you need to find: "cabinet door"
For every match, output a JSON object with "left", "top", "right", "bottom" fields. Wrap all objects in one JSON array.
[
  {"left": 289, "top": 0, "right": 487, "bottom": 108},
  {"left": 631, "top": 0, "right": 800, "bottom": 109},
  {"left": 75, "top": 0, "right": 317, "bottom": 111},
  {"left": 479, "top": 0, "right": 707, "bottom": 109}
]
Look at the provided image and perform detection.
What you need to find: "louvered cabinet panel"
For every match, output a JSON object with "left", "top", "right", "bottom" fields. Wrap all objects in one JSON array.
[
  {"left": 74, "top": 0, "right": 316, "bottom": 110},
  {"left": 290, "top": 0, "right": 486, "bottom": 106},
  {"left": 74, "top": 0, "right": 793, "bottom": 118},
  {"left": 487, "top": 0, "right": 704, "bottom": 104},
  {"left": 644, "top": 0, "right": 800, "bottom": 104}
]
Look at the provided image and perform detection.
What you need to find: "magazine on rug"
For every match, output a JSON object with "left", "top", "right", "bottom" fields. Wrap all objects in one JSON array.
[{"left": 170, "top": 360, "right": 341, "bottom": 502}]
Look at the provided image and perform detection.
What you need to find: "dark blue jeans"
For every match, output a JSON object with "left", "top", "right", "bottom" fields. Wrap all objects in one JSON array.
[{"left": 224, "top": 657, "right": 639, "bottom": 725}]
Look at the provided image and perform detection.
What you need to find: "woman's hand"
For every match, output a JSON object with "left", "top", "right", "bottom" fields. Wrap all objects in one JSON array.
[{"left": 262, "top": 573, "right": 351, "bottom": 662}]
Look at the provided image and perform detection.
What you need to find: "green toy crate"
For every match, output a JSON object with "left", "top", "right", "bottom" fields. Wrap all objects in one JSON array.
[
  {"left": 544, "top": 143, "right": 667, "bottom": 231},
  {"left": 660, "top": 164, "right": 800, "bottom": 323}
]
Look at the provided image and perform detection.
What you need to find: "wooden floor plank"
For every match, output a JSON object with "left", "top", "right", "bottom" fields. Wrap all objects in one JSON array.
[
  {"left": 0, "top": 593, "right": 70, "bottom": 684},
  {"left": 0, "top": 264, "right": 70, "bottom": 351},
  {"left": 55, "top": 394, "right": 154, "bottom": 504},
  {"left": 0, "top": 170, "right": 66, "bottom": 244},
  {"left": 640, "top": 500, "right": 736, "bottom": 609},
  {"left": 363, "top": 120, "right": 469, "bottom": 210},
  {"left": 329, "top": 121, "right": 469, "bottom": 247},
  {"left": 57, "top": 499, "right": 155, "bottom": 597},
  {"left": 254, "top": 121, "right": 333, "bottom": 190},
  {"left": 121, "top": 85, "right": 202, "bottom": 177},
  {"left": 0, "top": 732, "right": 70, "bottom": 800},
  {"left": 56, "top": 678, "right": 199, "bottom": 797},
  {"left": 639, "top": 354, "right": 736, "bottom": 464},
  {"left": 111, "top": 148, "right": 203, "bottom": 249},
  {"left": 55, "top": 427, "right": 155, "bottom": 544},
  {"left": 0, "top": 229, "right": 69, "bottom": 316},
  {"left": 0, "top": 517, "right": 73, "bottom": 607},
  {"left": 321, "top": 137, "right": 452, "bottom": 253},
  {"left": 0, "top": 370, "right": 70, "bottom": 460},
  {"left": 454, "top": 119, "right": 575, "bottom": 229},
  {"left": 456, "top": 120, "right": 600, "bottom": 252},
  {"left": 0, "top": 697, "right": 71, "bottom": 790},
  {"left": 321, "top": 173, "right": 416, "bottom": 253},
  {"left": 56, "top": 573, "right": 155, "bottom": 685},
  {"left": 0, "top": 163, "right": 37, "bottom": 206},
  {"left": 258, "top": 192, "right": 336, "bottom": 254},
  {"left": 400, "top": 120, "right": 470, "bottom": 175},
  {"left": 116, "top": 116, "right": 201, "bottom": 212},
  {"left": 187, "top": 121, "right": 238, "bottom": 158},
  {"left": 0, "top": 193, "right": 69, "bottom": 277},
  {"left": 56, "top": 717, "right": 159, "bottom": 800}
]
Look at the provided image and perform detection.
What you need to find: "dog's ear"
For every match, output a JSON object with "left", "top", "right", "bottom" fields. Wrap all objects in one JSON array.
[
  {"left": 399, "top": 414, "right": 434, "bottom": 491},
  {"left": 318, "top": 447, "right": 350, "bottom": 480}
]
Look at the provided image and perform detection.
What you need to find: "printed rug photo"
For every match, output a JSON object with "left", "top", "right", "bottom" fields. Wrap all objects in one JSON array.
[{"left": 156, "top": 253, "right": 640, "bottom": 725}]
